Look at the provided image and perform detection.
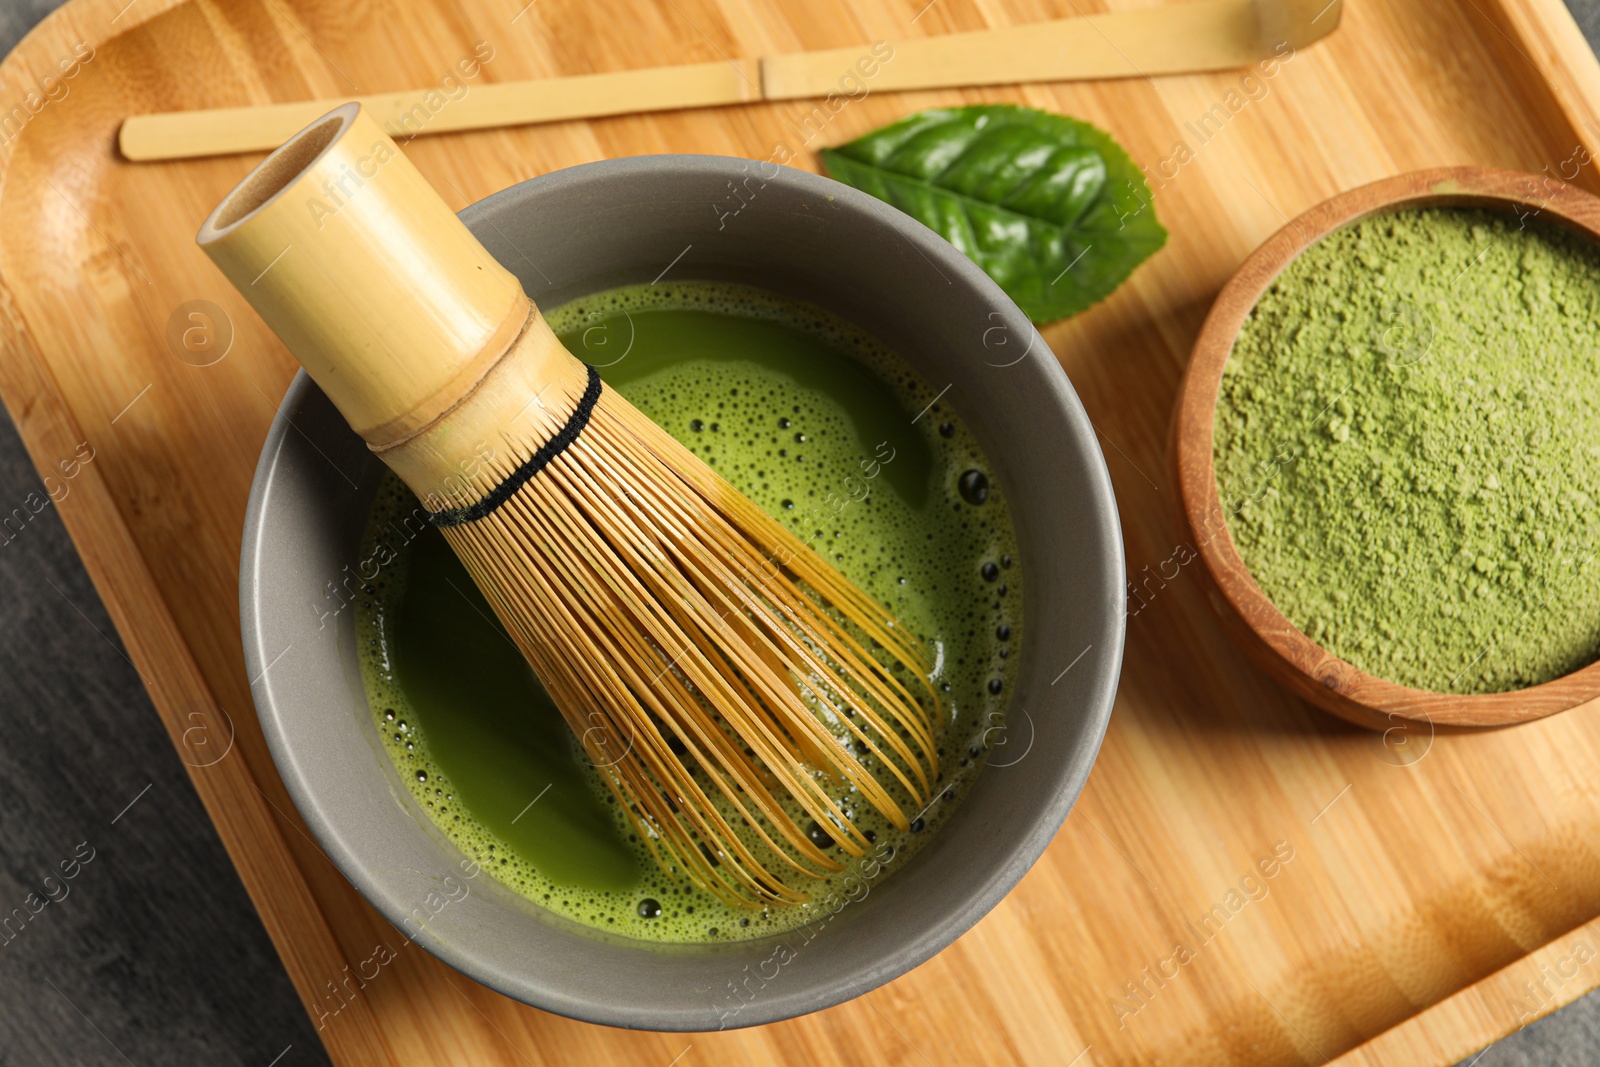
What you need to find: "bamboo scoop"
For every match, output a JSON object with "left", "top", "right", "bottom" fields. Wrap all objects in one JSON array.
[
  {"left": 125, "top": 0, "right": 1341, "bottom": 162},
  {"left": 199, "top": 103, "right": 939, "bottom": 906}
]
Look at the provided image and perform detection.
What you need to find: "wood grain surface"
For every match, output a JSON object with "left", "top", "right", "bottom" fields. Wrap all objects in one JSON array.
[
  {"left": 116, "top": 0, "right": 1344, "bottom": 159},
  {"left": 1173, "top": 166, "right": 1600, "bottom": 733},
  {"left": 2, "top": 0, "right": 1600, "bottom": 1064}
]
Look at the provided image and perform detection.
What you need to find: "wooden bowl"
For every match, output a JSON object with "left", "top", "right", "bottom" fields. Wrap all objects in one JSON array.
[{"left": 1172, "top": 166, "right": 1600, "bottom": 731}]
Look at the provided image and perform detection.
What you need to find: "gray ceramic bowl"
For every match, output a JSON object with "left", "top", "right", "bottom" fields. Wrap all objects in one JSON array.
[{"left": 241, "top": 155, "right": 1124, "bottom": 1031}]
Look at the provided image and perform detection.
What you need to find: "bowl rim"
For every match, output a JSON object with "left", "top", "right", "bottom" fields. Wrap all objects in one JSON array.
[
  {"left": 1173, "top": 165, "right": 1600, "bottom": 731},
  {"left": 241, "top": 153, "right": 1127, "bottom": 1029}
]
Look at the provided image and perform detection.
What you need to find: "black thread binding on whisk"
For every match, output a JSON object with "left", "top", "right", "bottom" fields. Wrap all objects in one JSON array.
[{"left": 424, "top": 364, "right": 603, "bottom": 528}]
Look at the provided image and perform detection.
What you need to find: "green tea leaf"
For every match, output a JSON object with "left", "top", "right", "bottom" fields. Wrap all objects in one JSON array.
[{"left": 821, "top": 105, "right": 1166, "bottom": 323}]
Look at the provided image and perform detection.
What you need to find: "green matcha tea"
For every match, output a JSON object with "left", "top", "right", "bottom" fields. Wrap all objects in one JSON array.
[
  {"left": 354, "top": 281, "right": 1021, "bottom": 942},
  {"left": 1216, "top": 206, "right": 1600, "bottom": 694}
]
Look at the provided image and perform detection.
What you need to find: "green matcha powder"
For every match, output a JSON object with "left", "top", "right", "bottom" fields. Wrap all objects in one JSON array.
[{"left": 1215, "top": 206, "right": 1600, "bottom": 694}]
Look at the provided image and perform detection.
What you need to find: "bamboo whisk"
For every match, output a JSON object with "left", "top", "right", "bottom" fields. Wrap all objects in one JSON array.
[{"left": 199, "top": 103, "right": 940, "bottom": 906}]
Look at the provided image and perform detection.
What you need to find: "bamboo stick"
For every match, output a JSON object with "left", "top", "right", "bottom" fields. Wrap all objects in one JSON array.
[
  {"left": 121, "top": 60, "right": 761, "bottom": 162},
  {"left": 121, "top": 0, "right": 1340, "bottom": 162}
]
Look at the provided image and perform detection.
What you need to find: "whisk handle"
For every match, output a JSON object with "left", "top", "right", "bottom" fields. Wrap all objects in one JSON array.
[{"left": 197, "top": 102, "right": 528, "bottom": 449}]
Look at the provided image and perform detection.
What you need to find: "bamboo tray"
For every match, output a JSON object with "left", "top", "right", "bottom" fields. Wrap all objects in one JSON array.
[{"left": 4, "top": 0, "right": 1600, "bottom": 1063}]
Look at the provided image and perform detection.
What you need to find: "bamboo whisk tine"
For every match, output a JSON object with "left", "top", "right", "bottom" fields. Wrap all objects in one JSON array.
[
  {"left": 447, "top": 384, "right": 941, "bottom": 904},
  {"left": 198, "top": 103, "right": 942, "bottom": 906}
]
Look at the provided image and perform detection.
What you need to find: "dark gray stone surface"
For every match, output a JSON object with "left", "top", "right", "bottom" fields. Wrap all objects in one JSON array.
[
  {"left": 0, "top": 0, "right": 1598, "bottom": 1063},
  {"left": 0, "top": 313, "right": 333, "bottom": 1064},
  {"left": 0, "top": 9, "right": 331, "bottom": 1066}
]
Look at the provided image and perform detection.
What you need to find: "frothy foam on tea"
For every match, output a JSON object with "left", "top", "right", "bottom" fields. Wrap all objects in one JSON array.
[{"left": 356, "top": 281, "right": 1021, "bottom": 942}]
